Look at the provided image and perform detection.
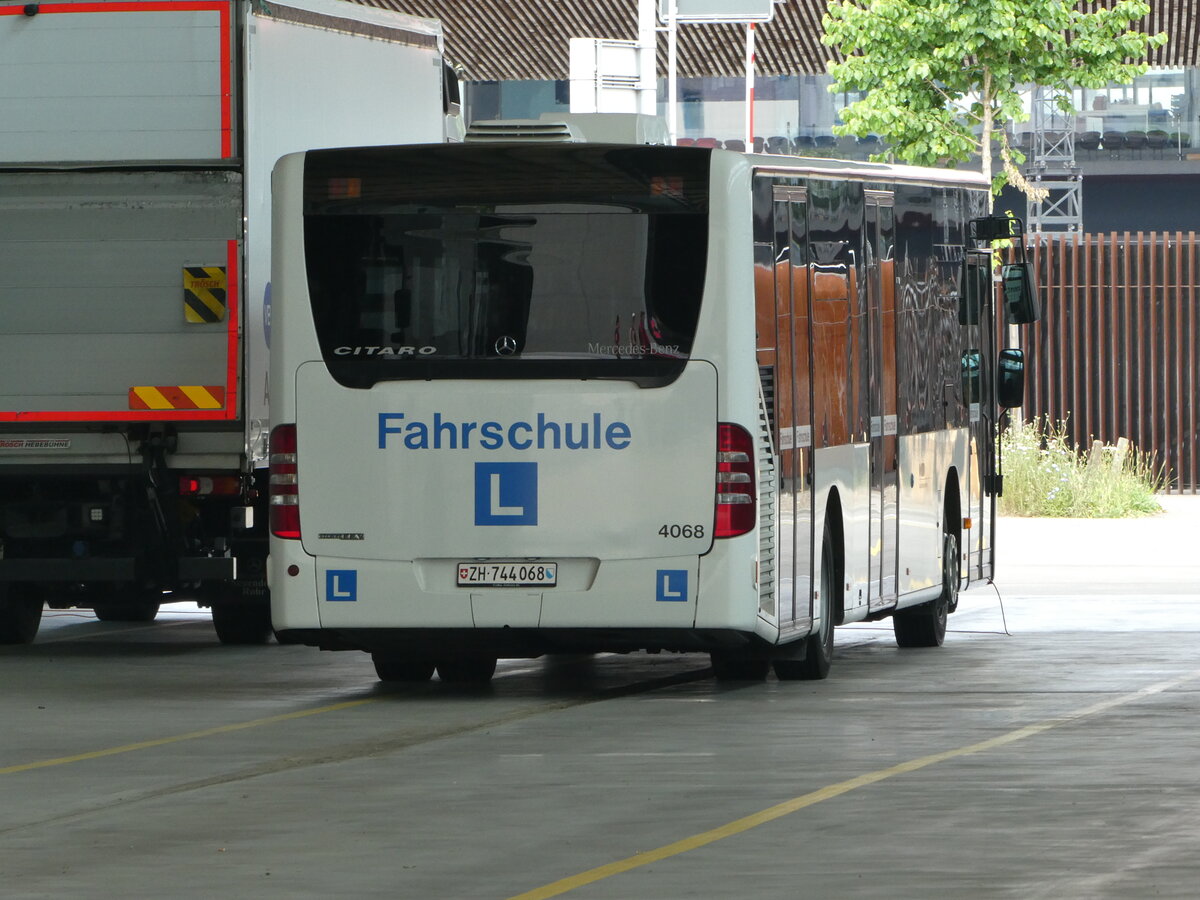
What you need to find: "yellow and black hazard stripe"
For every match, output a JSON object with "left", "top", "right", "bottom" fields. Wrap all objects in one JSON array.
[
  {"left": 128, "top": 386, "right": 226, "bottom": 411},
  {"left": 183, "top": 266, "right": 227, "bottom": 323}
]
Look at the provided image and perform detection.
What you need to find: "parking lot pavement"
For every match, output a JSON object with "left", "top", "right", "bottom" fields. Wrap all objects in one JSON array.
[
  {"left": 3, "top": 495, "right": 1198, "bottom": 900},
  {"left": 994, "top": 494, "right": 1200, "bottom": 595}
]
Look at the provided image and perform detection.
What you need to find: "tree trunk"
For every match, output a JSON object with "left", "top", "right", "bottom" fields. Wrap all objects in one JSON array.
[{"left": 981, "top": 69, "right": 994, "bottom": 213}]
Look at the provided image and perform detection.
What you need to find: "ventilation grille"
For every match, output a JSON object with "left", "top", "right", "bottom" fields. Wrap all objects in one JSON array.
[
  {"left": 756, "top": 366, "right": 778, "bottom": 617},
  {"left": 464, "top": 119, "right": 578, "bottom": 143},
  {"left": 759, "top": 364, "right": 777, "bottom": 436}
]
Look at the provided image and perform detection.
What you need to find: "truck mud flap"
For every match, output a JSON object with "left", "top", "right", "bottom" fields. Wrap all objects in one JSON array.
[{"left": 178, "top": 557, "right": 236, "bottom": 582}]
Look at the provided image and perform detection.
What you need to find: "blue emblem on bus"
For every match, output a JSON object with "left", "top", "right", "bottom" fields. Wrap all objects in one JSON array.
[
  {"left": 475, "top": 462, "right": 538, "bottom": 526},
  {"left": 326, "top": 569, "right": 358, "bottom": 602},
  {"left": 656, "top": 569, "right": 688, "bottom": 602}
]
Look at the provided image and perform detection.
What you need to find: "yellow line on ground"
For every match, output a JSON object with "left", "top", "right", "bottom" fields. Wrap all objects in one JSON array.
[
  {"left": 1, "top": 698, "right": 377, "bottom": 775},
  {"left": 509, "top": 670, "right": 1200, "bottom": 900}
]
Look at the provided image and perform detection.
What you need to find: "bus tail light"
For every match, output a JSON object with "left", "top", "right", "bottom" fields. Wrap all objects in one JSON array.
[
  {"left": 269, "top": 424, "right": 300, "bottom": 539},
  {"left": 715, "top": 422, "right": 756, "bottom": 538}
]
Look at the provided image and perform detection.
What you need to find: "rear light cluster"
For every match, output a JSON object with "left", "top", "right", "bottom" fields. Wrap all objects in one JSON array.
[
  {"left": 178, "top": 475, "right": 241, "bottom": 497},
  {"left": 715, "top": 423, "right": 756, "bottom": 538},
  {"left": 269, "top": 424, "right": 300, "bottom": 539}
]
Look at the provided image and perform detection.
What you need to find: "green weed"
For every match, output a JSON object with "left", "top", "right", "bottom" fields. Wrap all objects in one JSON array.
[{"left": 999, "top": 417, "right": 1167, "bottom": 518}]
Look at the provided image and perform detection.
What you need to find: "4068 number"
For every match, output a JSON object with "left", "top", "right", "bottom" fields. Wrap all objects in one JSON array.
[{"left": 658, "top": 523, "right": 705, "bottom": 539}]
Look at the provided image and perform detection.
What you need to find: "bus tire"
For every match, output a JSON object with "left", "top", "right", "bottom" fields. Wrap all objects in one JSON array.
[
  {"left": 212, "top": 602, "right": 274, "bottom": 646},
  {"left": 373, "top": 655, "right": 436, "bottom": 683},
  {"left": 437, "top": 656, "right": 498, "bottom": 684},
  {"left": 0, "top": 583, "right": 42, "bottom": 645},
  {"left": 893, "top": 532, "right": 956, "bottom": 648},
  {"left": 710, "top": 653, "right": 770, "bottom": 682},
  {"left": 200, "top": 578, "right": 273, "bottom": 645},
  {"left": 777, "top": 530, "right": 836, "bottom": 681}
]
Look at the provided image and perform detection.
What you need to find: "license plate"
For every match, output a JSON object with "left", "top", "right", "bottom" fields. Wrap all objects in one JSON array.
[{"left": 457, "top": 562, "right": 558, "bottom": 588}]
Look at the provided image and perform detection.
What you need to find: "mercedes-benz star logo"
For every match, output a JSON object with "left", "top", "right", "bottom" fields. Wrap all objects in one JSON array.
[{"left": 495, "top": 335, "right": 519, "bottom": 356}]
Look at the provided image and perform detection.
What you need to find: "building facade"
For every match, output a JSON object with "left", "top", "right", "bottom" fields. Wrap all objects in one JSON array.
[{"left": 361, "top": 0, "right": 1200, "bottom": 232}]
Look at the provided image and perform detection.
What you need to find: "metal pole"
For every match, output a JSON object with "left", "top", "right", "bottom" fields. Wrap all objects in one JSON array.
[
  {"left": 637, "top": 0, "right": 656, "bottom": 117},
  {"left": 744, "top": 22, "right": 755, "bottom": 148},
  {"left": 667, "top": 0, "right": 678, "bottom": 144}
]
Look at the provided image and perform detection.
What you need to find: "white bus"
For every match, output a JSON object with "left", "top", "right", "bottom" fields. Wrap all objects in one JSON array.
[{"left": 267, "top": 143, "right": 1031, "bottom": 683}]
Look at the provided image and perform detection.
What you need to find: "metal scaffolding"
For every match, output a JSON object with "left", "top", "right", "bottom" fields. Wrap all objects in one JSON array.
[{"left": 1026, "top": 86, "right": 1082, "bottom": 234}]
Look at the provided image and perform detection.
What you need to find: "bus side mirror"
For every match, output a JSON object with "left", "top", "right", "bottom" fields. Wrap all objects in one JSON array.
[
  {"left": 997, "top": 348, "right": 1025, "bottom": 409},
  {"left": 960, "top": 350, "right": 981, "bottom": 404},
  {"left": 1001, "top": 262, "right": 1041, "bottom": 324},
  {"left": 442, "top": 60, "right": 462, "bottom": 116}
]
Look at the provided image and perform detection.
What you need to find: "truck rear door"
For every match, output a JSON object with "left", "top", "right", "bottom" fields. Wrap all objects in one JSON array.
[
  {"left": 0, "top": 0, "right": 241, "bottom": 428},
  {"left": 0, "top": 0, "right": 234, "bottom": 164},
  {"left": 0, "top": 172, "right": 241, "bottom": 425}
]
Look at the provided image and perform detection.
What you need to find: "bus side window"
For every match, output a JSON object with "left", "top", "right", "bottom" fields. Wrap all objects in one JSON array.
[{"left": 811, "top": 268, "right": 851, "bottom": 447}]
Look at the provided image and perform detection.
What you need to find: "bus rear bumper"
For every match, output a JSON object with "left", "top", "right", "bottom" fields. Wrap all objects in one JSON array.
[
  {"left": 273, "top": 625, "right": 758, "bottom": 658},
  {"left": 269, "top": 546, "right": 766, "bottom": 648}
]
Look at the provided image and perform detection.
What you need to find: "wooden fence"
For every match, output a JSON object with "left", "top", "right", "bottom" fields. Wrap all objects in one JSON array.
[{"left": 1023, "top": 232, "right": 1199, "bottom": 493}]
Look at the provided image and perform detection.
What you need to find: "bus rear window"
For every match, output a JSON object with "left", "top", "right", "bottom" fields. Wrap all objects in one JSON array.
[{"left": 302, "top": 145, "right": 709, "bottom": 386}]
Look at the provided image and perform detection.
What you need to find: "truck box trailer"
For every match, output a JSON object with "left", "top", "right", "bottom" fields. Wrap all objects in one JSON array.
[{"left": 0, "top": 0, "right": 459, "bottom": 643}]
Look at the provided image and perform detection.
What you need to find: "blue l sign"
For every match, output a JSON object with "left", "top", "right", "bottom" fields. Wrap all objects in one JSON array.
[
  {"left": 475, "top": 462, "right": 538, "bottom": 526},
  {"left": 656, "top": 569, "right": 688, "bottom": 602},
  {"left": 326, "top": 569, "right": 358, "bottom": 602}
]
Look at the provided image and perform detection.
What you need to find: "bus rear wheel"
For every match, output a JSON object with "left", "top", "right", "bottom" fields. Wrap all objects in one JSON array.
[
  {"left": 212, "top": 602, "right": 273, "bottom": 645},
  {"left": 437, "top": 656, "right": 497, "bottom": 684},
  {"left": 373, "top": 655, "right": 436, "bottom": 683},
  {"left": 775, "top": 531, "right": 836, "bottom": 681},
  {"left": 202, "top": 579, "right": 274, "bottom": 645},
  {"left": 893, "top": 532, "right": 956, "bottom": 648},
  {"left": 710, "top": 653, "right": 770, "bottom": 682}
]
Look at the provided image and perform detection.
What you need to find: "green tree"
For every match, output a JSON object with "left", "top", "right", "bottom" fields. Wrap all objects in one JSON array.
[{"left": 822, "top": 0, "right": 1167, "bottom": 201}]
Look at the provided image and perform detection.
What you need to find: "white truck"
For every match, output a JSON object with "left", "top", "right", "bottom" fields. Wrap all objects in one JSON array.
[{"left": 0, "top": 0, "right": 461, "bottom": 643}]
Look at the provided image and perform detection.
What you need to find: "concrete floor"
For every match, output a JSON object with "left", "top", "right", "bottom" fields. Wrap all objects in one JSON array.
[{"left": 2, "top": 498, "right": 1199, "bottom": 899}]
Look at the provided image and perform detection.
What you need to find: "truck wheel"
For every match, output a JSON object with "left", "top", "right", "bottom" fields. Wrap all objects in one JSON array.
[
  {"left": 92, "top": 586, "right": 160, "bottom": 623},
  {"left": 0, "top": 583, "right": 42, "bottom": 645},
  {"left": 373, "top": 655, "right": 435, "bottom": 683},
  {"left": 211, "top": 602, "right": 273, "bottom": 645},
  {"left": 893, "top": 532, "right": 956, "bottom": 648}
]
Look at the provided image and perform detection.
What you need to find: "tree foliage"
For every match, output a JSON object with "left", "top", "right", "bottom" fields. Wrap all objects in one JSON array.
[{"left": 822, "top": 0, "right": 1168, "bottom": 196}]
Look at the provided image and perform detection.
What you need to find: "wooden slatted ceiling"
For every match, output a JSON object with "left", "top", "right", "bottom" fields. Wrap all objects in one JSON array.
[{"left": 354, "top": 0, "right": 1197, "bottom": 81}]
